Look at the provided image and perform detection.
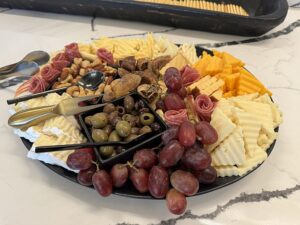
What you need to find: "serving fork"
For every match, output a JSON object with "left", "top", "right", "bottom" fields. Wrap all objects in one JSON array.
[{"left": 8, "top": 95, "right": 105, "bottom": 130}]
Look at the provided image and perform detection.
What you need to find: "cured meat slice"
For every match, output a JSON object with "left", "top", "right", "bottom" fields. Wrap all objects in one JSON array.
[
  {"left": 29, "top": 76, "right": 49, "bottom": 94},
  {"left": 40, "top": 65, "right": 60, "bottom": 83},
  {"left": 52, "top": 52, "right": 70, "bottom": 62},
  {"left": 194, "top": 94, "right": 215, "bottom": 122},
  {"left": 180, "top": 65, "right": 200, "bottom": 87},
  {"left": 97, "top": 48, "right": 114, "bottom": 65},
  {"left": 65, "top": 43, "right": 81, "bottom": 61},
  {"left": 164, "top": 109, "right": 188, "bottom": 126},
  {"left": 51, "top": 60, "right": 70, "bottom": 71}
]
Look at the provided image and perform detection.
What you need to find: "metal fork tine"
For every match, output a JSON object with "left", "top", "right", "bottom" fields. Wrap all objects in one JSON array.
[{"left": 71, "top": 103, "right": 106, "bottom": 115}]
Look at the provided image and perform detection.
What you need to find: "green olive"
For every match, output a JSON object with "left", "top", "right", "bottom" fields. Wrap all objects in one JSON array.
[
  {"left": 108, "top": 111, "right": 119, "bottom": 124},
  {"left": 92, "top": 129, "right": 108, "bottom": 142},
  {"left": 140, "top": 113, "right": 155, "bottom": 126},
  {"left": 99, "top": 146, "right": 114, "bottom": 158},
  {"left": 108, "top": 130, "right": 121, "bottom": 142},
  {"left": 111, "top": 116, "right": 122, "bottom": 127},
  {"left": 115, "top": 121, "right": 132, "bottom": 137},
  {"left": 139, "top": 125, "right": 152, "bottom": 135},
  {"left": 103, "top": 103, "right": 116, "bottom": 114},
  {"left": 122, "top": 114, "right": 136, "bottom": 127},
  {"left": 124, "top": 134, "right": 138, "bottom": 142},
  {"left": 124, "top": 95, "right": 135, "bottom": 113},
  {"left": 84, "top": 116, "right": 93, "bottom": 126},
  {"left": 91, "top": 112, "right": 108, "bottom": 128},
  {"left": 103, "top": 124, "right": 113, "bottom": 135}
]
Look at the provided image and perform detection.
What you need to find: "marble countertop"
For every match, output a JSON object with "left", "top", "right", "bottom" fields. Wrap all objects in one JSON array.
[{"left": 0, "top": 6, "right": 300, "bottom": 225}]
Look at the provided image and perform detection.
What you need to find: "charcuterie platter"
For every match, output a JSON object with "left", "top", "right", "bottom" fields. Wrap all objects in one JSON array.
[{"left": 7, "top": 34, "right": 282, "bottom": 215}]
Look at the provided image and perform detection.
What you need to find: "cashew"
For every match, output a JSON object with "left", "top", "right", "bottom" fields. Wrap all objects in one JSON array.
[
  {"left": 61, "top": 74, "right": 73, "bottom": 84},
  {"left": 86, "top": 89, "right": 95, "bottom": 96},
  {"left": 79, "top": 86, "right": 86, "bottom": 96},
  {"left": 70, "top": 64, "right": 79, "bottom": 74},
  {"left": 81, "top": 60, "right": 91, "bottom": 69},
  {"left": 91, "top": 58, "right": 101, "bottom": 67},
  {"left": 55, "top": 83, "right": 72, "bottom": 88},
  {"left": 60, "top": 68, "right": 70, "bottom": 80},
  {"left": 66, "top": 86, "right": 80, "bottom": 96},
  {"left": 74, "top": 58, "right": 83, "bottom": 65},
  {"left": 79, "top": 68, "right": 86, "bottom": 76}
]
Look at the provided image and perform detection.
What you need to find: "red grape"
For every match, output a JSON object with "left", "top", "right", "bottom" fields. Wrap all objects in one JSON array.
[
  {"left": 130, "top": 168, "right": 149, "bottom": 193},
  {"left": 164, "top": 67, "right": 182, "bottom": 92},
  {"left": 164, "top": 93, "right": 185, "bottom": 111},
  {"left": 170, "top": 170, "right": 199, "bottom": 196},
  {"left": 161, "top": 126, "right": 179, "bottom": 145},
  {"left": 195, "top": 121, "right": 218, "bottom": 145},
  {"left": 177, "top": 87, "right": 187, "bottom": 99},
  {"left": 178, "top": 120, "right": 196, "bottom": 148},
  {"left": 77, "top": 165, "right": 97, "bottom": 186},
  {"left": 67, "top": 151, "right": 92, "bottom": 170},
  {"left": 181, "top": 143, "right": 211, "bottom": 171},
  {"left": 159, "top": 140, "right": 184, "bottom": 168},
  {"left": 77, "top": 148, "right": 96, "bottom": 160},
  {"left": 166, "top": 188, "right": 187, "bottom": 215},
  {"left": 133, "top": 149, "right": 158, "bottom": 169},
  {"left": 148, "top": 166, "right": 169, "bottom": 198},
  {"left": 110, "top": 164, "right": 128, "bottom": 188},
  {"left": 193, "top": 166, "right": 217, "bottom": 184},
  {"left": 92, "top": 170, "right": 113, "bottom": 197}
]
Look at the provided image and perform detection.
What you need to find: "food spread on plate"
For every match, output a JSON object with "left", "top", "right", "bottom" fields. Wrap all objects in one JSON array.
[{"left": 9, "top": 33, "right": 282, "bottom": 215}]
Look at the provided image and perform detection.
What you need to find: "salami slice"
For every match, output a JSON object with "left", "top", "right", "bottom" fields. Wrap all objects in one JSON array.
[
  {"left": 51, "top": 60, "right": 70, "bottom": 71},
  {"left": 164, "top": 109, "right": 188, "bottom": 126},
  {"left": 29, "top": 76, "right": 49, "bottom": 94},
  {"left": 194, "top": 94, "right": 215, "bottom": 122},
  {"left": 65, "top": 42, "right": 81, "bottom": 61},
  {"left": 180, "top": 65, "right": 200, "bottom": 87},
  {"left": 40, "top": 65, "right": 60, "bottom": 83},
  {"left": 52, "top": 52, "right": 70, "bottom": 62},
  {"left": 97, "top": 48, "right": 114, "bottom": 65}
]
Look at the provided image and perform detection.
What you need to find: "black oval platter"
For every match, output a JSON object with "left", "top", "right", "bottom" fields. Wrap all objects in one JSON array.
[{"left": 19, "top": 46, "right": 279, "bottom": 199}]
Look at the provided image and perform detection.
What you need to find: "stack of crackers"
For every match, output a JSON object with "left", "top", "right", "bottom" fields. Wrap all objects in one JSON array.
[{"left": 205, "top": 93, "right": 282, "bottom": 177}]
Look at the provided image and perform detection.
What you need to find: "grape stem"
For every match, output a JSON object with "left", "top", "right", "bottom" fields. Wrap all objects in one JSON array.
[
  {"left": 91, "top": 160, "right": 100, "bottom": 171},
  {"left": 126, "top": 160, "right": 138, "bottom": 172}
]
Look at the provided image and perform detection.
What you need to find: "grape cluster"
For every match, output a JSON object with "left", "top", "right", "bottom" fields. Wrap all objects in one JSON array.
[{"left": 66, "top": 117, "right": 218, "bottom": 215}]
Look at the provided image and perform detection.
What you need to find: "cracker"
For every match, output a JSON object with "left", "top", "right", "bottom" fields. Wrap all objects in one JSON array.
[{"left": 211, "top": 127, "right": 246, "bottom": 166}]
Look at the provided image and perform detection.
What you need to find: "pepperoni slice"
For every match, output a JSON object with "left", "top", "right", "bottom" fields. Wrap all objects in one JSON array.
[
  {"left": 97, "top": 48, "right": 114, "bottom": 65},
  {"left": 180, "top": 65, "right": 200, "bottom": 87},
  {"left": 194, "top": 94, "right": 215, "bottom": 122},
  {"left": 40, "top": 65, "right": 60, "bottom": 83},
  {"left": 29, "top": 76, "right": 49, "bottom": 94},
  {"left": 65, "top": 42, "right": 81, "bottom": 61},
  {"left": 164, "top": 109, "right": 188, "bottom": 126}
]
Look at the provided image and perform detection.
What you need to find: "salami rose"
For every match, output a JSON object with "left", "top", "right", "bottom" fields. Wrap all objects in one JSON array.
[
  {"left": 97, "top": 48, "right": 114, "bottom": 65},
  {"left": 65, "top": 42, "right": 81, "bottom": 61},
  {"left": 194, "top": 94, "right": 215, "bottom": 122},
  {"left": 40, "top": 65, "right": 60, "bottom": 83},
  {"left": 29, "top": 76, "right": 49, "bottom": 94},
  {"left": 164, "top": 109, "right": 188, "bottom": 126},
  {"left": 180, "top": 65, "right": 200, "bottom": 87},
  {"left": 51, "top": 60, "right": 70, "bottom": 71},
  {"left": 52, "top": 52, "right": 70, "bottom": 62}
]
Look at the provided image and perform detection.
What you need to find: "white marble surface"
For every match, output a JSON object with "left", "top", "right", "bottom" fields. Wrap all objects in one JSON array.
[{"left": 0, "top": 7, "right": 300, "bottom": 225}]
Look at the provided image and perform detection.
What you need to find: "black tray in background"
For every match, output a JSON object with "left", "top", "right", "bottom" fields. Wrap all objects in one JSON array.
[{"left": 0, "top": 0, "right": 288, "bottom": 36}]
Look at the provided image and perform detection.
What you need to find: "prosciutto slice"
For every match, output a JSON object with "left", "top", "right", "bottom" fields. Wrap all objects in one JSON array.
[
  {"left": 65, "top": 43, "right": 81, "bottom": 61},
  {"left": 29, "top": 76, "right": 49, "bottom": 94},
  {"left": 194, "top": 94, "right": 215, "bottom": 122},
  {"left": 180, "top": 65, "right": 200, "bottom": 87},
  {"left": 164, "top": 109, "right": 188, "bottom": 126},
  {"left": 40, "top": 65, "right": 60, "bottom": 83},
  {"left": 97, "top": 48, "right": 114, "bottom": 65}
]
